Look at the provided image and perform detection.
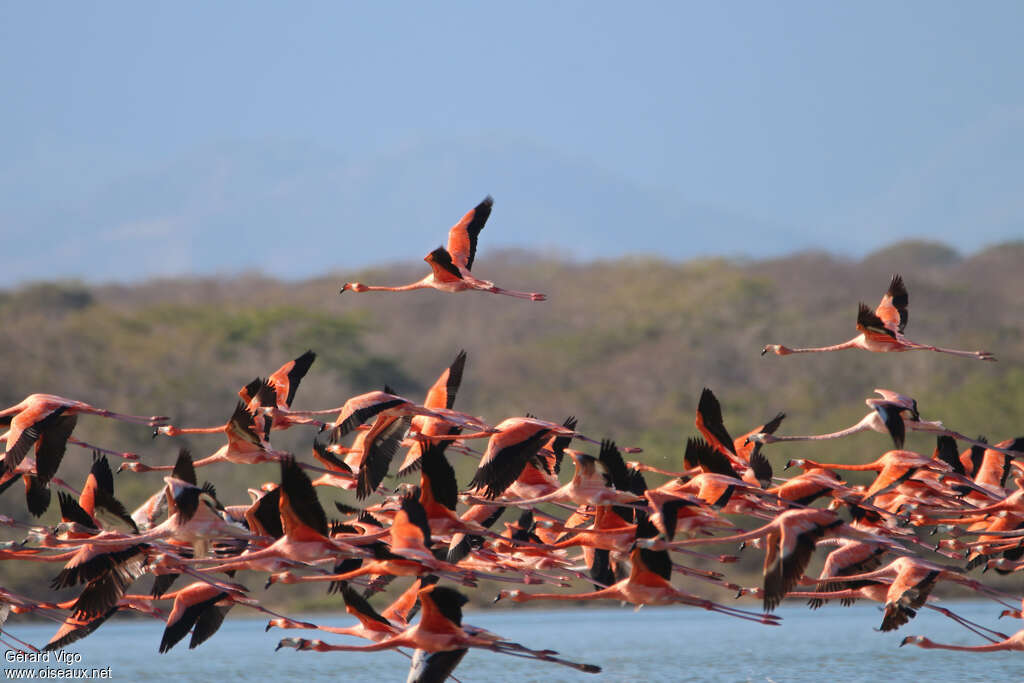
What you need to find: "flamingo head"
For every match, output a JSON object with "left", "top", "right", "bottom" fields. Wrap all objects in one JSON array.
[
  {"left": 339, "top": 282, "right": 367, "bottom": 294},
  {"left": 153, "top": 424, "right": 178, "bottom": 438},
  {"left": 761, "top": 344, "right": 790, "bottom": 356},
  {"left": 493, "top": 589, "right": 521, "bottom": 603}
]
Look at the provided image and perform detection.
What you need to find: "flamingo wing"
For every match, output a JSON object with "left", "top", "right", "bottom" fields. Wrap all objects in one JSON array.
[
  {"left": 356, "top": 415, "right": 412, "bottom": 500},
  {"left": 246, "top": 487, "right": 284, "bottom": 539},
  {"left": 856, "top": 303, "right": 898, "bottom": 341},
  {"left": 420, "top": 441, "right": 459, "bottom": 511},
  {"left": 43, "top": 606, "right": 119, "bottom": 652},
  {"left": 160, "top": 590, "right": 229, "bottom": 653},
  {"left": 3, "top": 406, "right": 69, "bottom": 474},
  {"left": 226, "top": 401, "right": 263, "bottom": 448},
  {"left": 334, "top": 393, "right": 408, "bottom": 438},
  {"left": 684, "top": 437, "right": 739, "bottom": 479},
  {"left": 469, "top": 425, "right": 552, "bottom": 500},
  {"left": 874, "top": 274, "right": 909, "bottom": 334},
  {"left": 339, "top": 582, "right": 393, "bottom": 629},
  {"left": 695, "top": 388, "right": 737, "bottom": 456},
  {"left": 34, "top": 413, "right": 77, "bottom": 483},
  {"left": 446, "top": 196, "right": 493, "bottom": 271},
  {"left": 269, "top": 350, "right": 317, "bottom": 408},
  {"left": 279, "top": 456, "right": 329, "bottom": 538},
  {"left": 424, "top": 247, "right": 465, "bottom": 284},
  {"left": 189, "top": 603, "right": 232, "bottom": 649},
  {"left": 424, "top": 350, "right": 467, "bottom": 410}
]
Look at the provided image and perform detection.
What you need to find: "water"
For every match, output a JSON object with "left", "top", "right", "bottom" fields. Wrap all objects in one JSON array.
[{"left": 3, "top": 602, "right": 1020, "bottom": 681}]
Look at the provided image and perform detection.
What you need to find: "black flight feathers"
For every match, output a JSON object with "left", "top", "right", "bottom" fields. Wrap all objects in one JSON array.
[
  {"left": 334, "top": 397, "right": 406, "bottom": 439},
  {"left": 684, "top": 437, "right": 739, "bottom": 479},
  {"left": 697, "top": 388, "right": 736, "bottom": 456},
  {"left": 886, "top": 274, "right": 909, "bottom": 333},
  {"left": 462, "top": 196, "right": 493, "bottom": 272},
  {"left": 284, "top": 350, "right": 317, "bottom": 408},
  {"left": 34, "top": 413, "right": 78, "bottom": 484},
  {"left": 356, "top": 415, "right": 412, "bottom": 500},
  {"left": 427, "top": 247, "right": 464, "bottom": 280},
  {"left": 857, "top": 303, "right": 896, "bottom": 339},
  {"left": 280, "top": 455, "right": 328, "bottom": 537},
  {"left": 3, "top": 406, "right": 68, "bottom": 474},
  {"left": 419, "top": 440, "right": 459, "bottom": 511},
  {"left": 425, "top": 586, "right": 469, "bottom": 627},
  {"left": 159, "top": 592, "right": 230, "bottom": 653},
  {"left": 469, "top": 427, "right": 553, "bottom": 500},
  {"left": 399, "top": 488, "right": 433, "bottom": 548},
  {"left": 933, "top": 435, "right": 964, "bottom": 476},
  {"left": 445, "top": 350, "right": 468, "bottom": 410},
  {"left": 338, "top": 582, "right": 391, "bottom": 627},
  {"left": 173, "top": 448, "right": 198, "bottom": 485}
]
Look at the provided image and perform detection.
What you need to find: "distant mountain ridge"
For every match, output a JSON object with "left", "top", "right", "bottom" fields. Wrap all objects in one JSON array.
[{"left": 5, "top": 136, "right": 807, "bottom": 287}]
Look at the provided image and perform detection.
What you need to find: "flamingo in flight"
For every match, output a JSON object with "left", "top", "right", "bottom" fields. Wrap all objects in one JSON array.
[
  {"left": 340, "top": 196, "right": 547, "bottom": 301},
  {"left": 1, "top": 394, "right": 166, "bottom": 477},
  {"left": 761, "top": 274, "right": 995, "bottom": 361},
  {"left": 901, "top": 629, "right": 1024, "bottom": 652},
  {"left": 746, "top": 389, "right": 1017, "bottom": 456}
]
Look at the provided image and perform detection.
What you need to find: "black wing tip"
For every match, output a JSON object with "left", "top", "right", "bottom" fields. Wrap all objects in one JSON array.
[
  {"left": 762, "top": 412, "right": 786, "bottom": 435},
  {"left": 888, "top": 273, "right": 907, "bottom": 299}
]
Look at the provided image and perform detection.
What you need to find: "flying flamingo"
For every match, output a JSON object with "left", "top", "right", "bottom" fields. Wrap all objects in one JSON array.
[
  {"left": 278, "top": 583, "right": 599, "bottom": 674},
  {"left": 128, "top": 402, "right": 289, "bottom": 472},
  {"left": 1, "top": 394, "right": 167, "bottom": 473},
  {"left": 694, "top": 388, "right": 776, "bottom": 487},
  {"left": 237, "top": 350, "right": 318, "bottom": 432},
  {"left": 496, "top": 545, "right": 779, "bottom": 624},
  {"left": 900, "top": 629, "right": 1024, "bottom": 652},
  {"left": 339, "top": 196, "right": 547, "bottom": 301},
  {"left": 748, "top": 390, "right": 1019, "bottom": 457},
  {"left": 397, "top": 350, "right": 469, "bottom": 475},
  {"left": 761, "top": 274, "right": 995, "bottom": 361}
]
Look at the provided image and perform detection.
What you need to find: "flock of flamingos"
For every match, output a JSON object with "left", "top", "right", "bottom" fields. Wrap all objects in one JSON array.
[{"left": 2, "top": 196, "right": 1023, "bottom": 680}]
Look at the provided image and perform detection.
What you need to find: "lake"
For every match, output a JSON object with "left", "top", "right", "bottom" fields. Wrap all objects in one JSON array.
[{"left": 2, "top": 601, "right": 1020, "bottom": 681}]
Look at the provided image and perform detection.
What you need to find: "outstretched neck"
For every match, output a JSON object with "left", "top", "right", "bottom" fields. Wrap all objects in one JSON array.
[
  {"left": 785, "top": 339, "right": 860, "bottom": 354},
  {"left": 364, "top": 281, "right": 432, "bottom": 292}
]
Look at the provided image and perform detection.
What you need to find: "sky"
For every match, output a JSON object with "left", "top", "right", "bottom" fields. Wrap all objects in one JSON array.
[{"left": 2, "top": 2, "right": 1023, "bottom": 285}]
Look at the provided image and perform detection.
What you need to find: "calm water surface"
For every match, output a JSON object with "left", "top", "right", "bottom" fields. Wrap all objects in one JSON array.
[{"left": 3, "top": 602, "right": 1020, "bottom": 681}]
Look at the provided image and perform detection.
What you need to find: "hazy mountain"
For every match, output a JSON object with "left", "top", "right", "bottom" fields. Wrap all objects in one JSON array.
[{"left": 4, "top": 135, "right": 800, "bottom": 287}]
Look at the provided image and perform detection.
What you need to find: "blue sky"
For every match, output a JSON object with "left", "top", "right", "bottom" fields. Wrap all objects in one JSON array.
[{"left": 2, "top": 2, "right": 1022, "bottom": 284}]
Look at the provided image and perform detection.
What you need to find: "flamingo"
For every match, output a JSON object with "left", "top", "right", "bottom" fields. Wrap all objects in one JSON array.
[
  {"left": 397, "top": 350, "right": 469, "bottom": 475},
  {"left": 694, "top": 388, "right": 775, "bottom": 487},
  {"left": 127, "top": 402, "right": 289, "bottom": 472},
  {"left": 747, "top": 390, "right": 1014, "bottom": 457},
  {"left": 238, "top": 350, "right": 318, "bottom": 431},
  {"left": 278, "top": 583, "right": 599, "bottom": 674},
  {"left": 901, "top": 630, "right": 1024, "bottom": 652},
  {"left": 761, "top": 274, "right": 995, "bottom": 361},
  {"left": 0, "top": 394, "right": 166, "bottom": 480},
  {"left": 340, "top": 196, "right": 547, "bottom": 301},
  {"left": 496, "top": 545, "right": 780, "bottom": 624},
  {"left": 466, "top": 417, "right": 573, "bottom": 500},
  {"left": 156, "top": 581, "right": 293, "bottom": 653}
]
